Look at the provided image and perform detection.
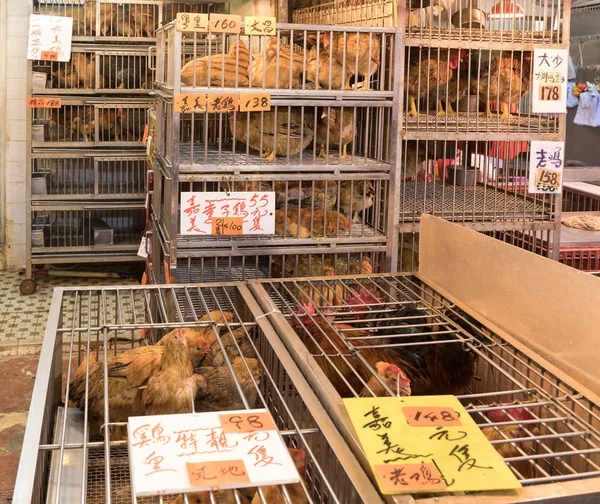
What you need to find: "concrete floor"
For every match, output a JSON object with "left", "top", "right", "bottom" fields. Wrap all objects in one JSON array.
[{"left": 0, "top": 269, "right": 139, "bottom": 502}]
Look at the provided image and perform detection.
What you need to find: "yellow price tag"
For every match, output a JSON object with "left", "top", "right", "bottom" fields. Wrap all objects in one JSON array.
[
  {"left": 209, "top": 14, "right": 241, "bottom": 34},
  {"left": 535, "top": 168, "right": 561, "bottom": 193},
  {"left": 343, "top": 396, "right": 521, "bottom": 494},
  {"left": 206, "top": 93, "right": 239, "bottom": 112},
  {"left": 175, "top": 13, "right": 209, "bottom": 32},
  {"left": 174, "top": 94, "right": 207, "bottom": 113},
  {"left": 239, "top": 93, "right": 271, "bottom": 112},
  {"left": 244, "top": 16, "right": 276, "bottom": 35}
]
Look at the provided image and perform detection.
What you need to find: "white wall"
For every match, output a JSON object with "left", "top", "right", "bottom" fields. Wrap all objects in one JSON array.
[{"left": 0, "top": 1, "right": 28, "bottom": 269}]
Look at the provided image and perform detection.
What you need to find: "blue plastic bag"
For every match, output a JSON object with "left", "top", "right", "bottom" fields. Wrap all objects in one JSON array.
[
  {"left": 567, "top": 82, "right": 579, "bottom": 108},
  {"left": 574, "top": 89, "right": 600, "bottom": 127}
]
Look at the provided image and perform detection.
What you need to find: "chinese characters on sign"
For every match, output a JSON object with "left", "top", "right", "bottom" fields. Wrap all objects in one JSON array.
[
  {"left": 26, "top": 98, "right": 62, "bottom": 109},
  {"left": 128, "top": 410, "right": 300, "bottom": 497},
  {"left": 207, "top": 94, "right": 239, "bottom": 113},
  {"left": 174, "top": 94, "right": 207, "bottom": 113},
  {"left": 27, "top": 15, "right": 73, "bottom": 62},
  {"left": 244, "top": 17, "right": 276, "bottom": 36},
  {"left": 528, "top": 141, "right": 565, "bottom": 194},
  {"left": 176, "top": 13, "right": 209, "bottom": 32},
  {"left": 180, "top": 192, "right": 275, "bottom": 236},
  {"left": 343, "top": 396, "right": 521, "bottom": 494},
  {"left": 532, "top": 49, "right": 568, "bottom": 114}
]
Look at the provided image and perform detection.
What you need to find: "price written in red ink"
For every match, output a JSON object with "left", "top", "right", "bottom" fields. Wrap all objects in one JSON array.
[
  {"left": 212, "top": 217, "right": 243, "bottom": 236},
  {"left": 403, "top": 407, "right": 462, "bottom": 426},
  {"left": 375, "top": 462, "right": 448, "bottom": 493},
  {"left": 27, "top": 97, "right": 62, "bottom": 108},
  {"left": 539, "top": 85, "right": 561, "bottom": 101},
  {"left": 209, "top": 14, "right": 241, "bottom": 34},
  {"left": 186, "top": 460, "right": 250, "bottom": 486},
  {"left": 220, "top": 412, "right": 277, "bottom": 433},
  {"left": 40, "top": 51, "right": 59, "bottom": 61}
]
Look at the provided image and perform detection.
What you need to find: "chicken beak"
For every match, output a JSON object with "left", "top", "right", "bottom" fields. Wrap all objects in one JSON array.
[{"left": 321, "top": 111, "right": 328, "bottom": 120}]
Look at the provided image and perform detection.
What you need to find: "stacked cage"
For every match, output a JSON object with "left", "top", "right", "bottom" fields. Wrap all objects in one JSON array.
[
  {"left": 295, "top": 0, "right": 569, "bottom": 270},
  {"left": 24, "top": 1, "right": 227, "bottom": 294},
  {"left": 151, "top": 18, "right": 401, "bottom": 283}
]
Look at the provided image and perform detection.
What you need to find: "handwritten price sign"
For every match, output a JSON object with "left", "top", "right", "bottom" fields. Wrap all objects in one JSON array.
[
  {"left": 207, "top": 93, "right": 239, "bottom": 112},
  {"left": 128, "top": 410, "right": 300, "bottom": 497},
  {"left": 220, "top": 412, "right": 277, "bottom": 433},
  {"left": 180, "top": 192, "right": 275, "bottom": 236},
  {"left": 27, "top": 15, "right": 73, "bottom": 62},
  {"left": 532, "top": 49, "right": 568, "bottom": 114},
  {"left": 27, "top": 97, "right": 62, "bottom": 108},
  {"left": 209, "top": 14, "right": 241, "bottom": 34},
  {"left": 176, "top": 13, "right": 209, "bottom": 32},
  {"left": 240, "top": 93, "right": 271, "bottom": 112},
  {"left": 343, "top": 396, "right": 521, "bottom": 494},
  {"left": 528, "top": 141, "right": 565, "bottom": 194},
  {"left": 174, "top": 94, "right": 207, "bottom": 113}
]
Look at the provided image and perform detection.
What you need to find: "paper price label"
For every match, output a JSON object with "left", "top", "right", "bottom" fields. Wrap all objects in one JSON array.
[
  {"left": 206, "top": 93, "right": 238, "bottom": 112},
  {"left": 539, "top": 85, "right": 562, "bottom": 102},
  {"left": 212, "top": 217, "right": 244, "bottom": 236},
  {"left": 535, "top": 168, "right": 562, "bottom": 192},
  {"left": 174, "top": 94, "right": 207, "bottom": 113},
  {"left": 41, "top": 51, "right": 59, "bottom": 61},
  {"left": 27, "top": 97, "right": 62, "bottom": 108},
  {"left": 240, "top": 93, "right": 271, "bottom": 112},
  {"left": 244, "top": 16, "right": 276, "bottom": 35},
  {"left": 375, "top": 462, "right": 448, "bottom": 493},
  {"left": 528, "top": 141, "right": 564, "bottom": 194},
  {"left": 402, "top": 407, "right": 462, "bottom": 427},
  {"left": 220, "top": 412, "right": 277, "bottom": 433},
  {"left": 532, "top": 49, "right": 568, "bottom": 114},
  {"left": 209, "top": 14, "right": 241, "bottom": 34},
  {"left": 186, "top": 460, "right": 251, "bottom": 487},
  {"left": 176, "top": 12, "right": 209, "bottom": 32}
]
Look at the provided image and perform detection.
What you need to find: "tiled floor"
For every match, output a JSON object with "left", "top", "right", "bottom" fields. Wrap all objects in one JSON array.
[{"left": 0, "top": 269, "right": 139, "bottom": 348}]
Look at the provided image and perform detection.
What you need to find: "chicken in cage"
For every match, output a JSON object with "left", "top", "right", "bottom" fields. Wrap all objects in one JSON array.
[
  {"left": 249, "top": 274, "right": 600, "bottom": 488},
  {"left": 397, "top": 138, "right": 557, "bottom": 224},
  {"left": 161, "top": 103, "right": 393, "bottom": 169},
  {"left": 20, "top": 286, "right": 382, "bottom": 503},
  {"left": 167, "top": 26, "right": 395, "bottom": 93}
]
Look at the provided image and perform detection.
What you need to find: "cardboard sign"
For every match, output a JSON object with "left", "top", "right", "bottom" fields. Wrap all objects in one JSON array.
[
  {"left": 240, "top": 93, "right": 271, "bottom": 112},
  {"left": 528, "top": 141, "right": 565, "bottom": 194},
  {"left": 27, "top": 97, "right": 62, "bottom": 108},
  {"left": 176, "top": 13, "right": 209, "bottom": 32},
  {"left": 206, "top": 94, "right": 239, "bottom": 112},
  {"left": 27, "top": 15, "right": 73, "bottom": 62},
  {"left": 343, "top": 396, "right": 521, "bottom": 494},
  {"left": 180, "top": 192, "right": 275, "bottom": 236},
  {"left": 244, "top": 17, "right": 276, "bottom": 36},
  {"left": 174, "top": 94, "right": 207, "bottom": 113},
  {"left": 128, "top": 410, "right": 300, "bottom": 497},
  {"left": 209, "top": 14, "right": 241, "bottom": 34},
  {"left": 532, "top": 49, "right": 568, "bottom": 114},
  {"left": 137, "top": 236, "right": 149, "bottom": 259}
]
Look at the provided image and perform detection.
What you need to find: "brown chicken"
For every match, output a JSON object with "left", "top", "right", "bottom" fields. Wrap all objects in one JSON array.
[
  {"left": 156, "top": 310, "right": 234, "bottom": 348},
  {"left": 141, "top": 332, "right": 208, "bottom": 415},
  {"left": 323, "top": 32, "right": 381, "bottom": 90},
  {"left": 251, "top": 37, "right": 304, "bottom": 89},
  {"left": 195, "top": 357, "right": 262, "bottom": 412},
  {"left": 230, "top": 108, "right": 315, "bottom": 161},
  {"left": 272, "top": 180, "right": 337, "bottom": 210},
  {"left": 475, "top": 51, "right": 532, "bottom": 118},
  {"left": 85, "top": 1, "right": 116, "bottom": 36},
  {"left": 339, "top": 180, "right": 375, "bottom": 223},
  {"left": 71, "top": 53, "right": 96, "bottom": 89},
  {"left": 424, "top": 52, "right": 470, "bottom": 115},
  {"left": 291, "top": 307, "right": 403, "bottom": 396},
  {"left": 406, "top": 48, "right": 462, "bottom": 116},
  {"left": 201, "top": 326, "right": 255, "bottom": 367},
  {"left": 129, "top": 5, "right": 156, "bottom": 37},
  {"left": 305, "top": 44, "right": 345, "bottom": 90},
  {"left": 482, "top": 424, "right": 538, "bottom": 478},
  {"left": 275, "top": 208, "right": 350, "bottom": 238},
  {"left": 71, "top": 107, "right": 118, "bottom": 141},
  {"left": 359, "top": 361, "right": 412, "bottom": 397},
  {"left": 181, "top": 40, "right": 250, "bottom": 87},
  {"left": 52, "top": 65, "right": 80, "bottom": 89},
  {"left": 316, "top": 107, "right": 355, "bottom": 159},
  {"left": 251, "top": 448, "right": 308, "bottom": 504}
]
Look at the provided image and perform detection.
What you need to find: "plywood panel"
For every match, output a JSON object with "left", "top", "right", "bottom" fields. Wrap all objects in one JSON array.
[{"left": 419, "top": 215, "right": 600, "bottom": 395}]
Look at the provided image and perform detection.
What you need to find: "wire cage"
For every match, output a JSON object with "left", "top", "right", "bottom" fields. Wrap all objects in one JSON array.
[
  {"left": 248, "top": 273, "right": 600, "bottom": 499},
  {"left": 397, "top": 139, "right": 557, "bottom": 226},
  {"left": 152, "top": 170, "right": 393, "bottom": 250},
  {"left": 30, "top": 204, "right": 145, "bottom": 254},
  {"left": 293, "top": 0, "right": 398, "bottom": 28},
  {"left": 31, "top": 46, "right": 154, "bottom": 94},
  {"left": 562, "top": 184, "right": 600, "bottom": 212},
  {"left": 33, "top": 0, "right": 227, "bottom": 42},
  {"left": 30, "top": 98, "right": 153, "bottom": 147},
  {"left": 402, "top": 47, "right": 561, "bottom": 139},
  {"left": 155, "top": 23, "right": 398, "bottom": 96},
  {"left": 31, "top": 152, "right": 147, "bottom": 199},
  {"left": 13, "top": 284, "right": 382, "bottom": 504},
  {"left": 155, "top": 101, "right": 395, "bottom": 173}
]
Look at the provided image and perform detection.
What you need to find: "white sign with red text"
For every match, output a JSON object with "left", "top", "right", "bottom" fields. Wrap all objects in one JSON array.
[
  {"left": 180, "top": 192, "right": 275, "bottom": 236},
  {"left": 27, "top": 15, "right": 73, "bottom": 62},
  {"left": 128, "top": 410, "right": 300, "bottom": 497}
]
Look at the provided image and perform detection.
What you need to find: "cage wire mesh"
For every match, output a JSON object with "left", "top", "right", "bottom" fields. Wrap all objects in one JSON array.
[
  {"left": 249, "top": 273, "right": 600, "bottom": 492},
  {"left": 21, "top": 285, "right": 380, "bottom": 504}
]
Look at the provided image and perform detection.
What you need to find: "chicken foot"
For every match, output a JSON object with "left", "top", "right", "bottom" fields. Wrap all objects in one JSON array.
[
  {"left": 263, "top": 150, "right": 275, "bottom": 162},
  {"left": 319, "top": 144, "right": 351, "bottom": 159},
  {"left": 437, "top": 99, "right": 457, "bottom": 116},
  {"left": 408, "top": 96, "right": 426, "bottom": 117}
]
